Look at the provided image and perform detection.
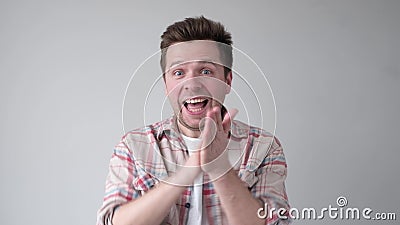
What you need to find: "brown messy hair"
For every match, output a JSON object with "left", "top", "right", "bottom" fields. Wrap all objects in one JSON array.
[{"left": 160, "top": 16, "right": 233, "bottom": 77}]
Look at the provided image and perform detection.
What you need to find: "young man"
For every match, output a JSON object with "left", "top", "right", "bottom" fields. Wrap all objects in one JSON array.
[{"left": 97, "top": 16, "right": 290, "bottom": 225}]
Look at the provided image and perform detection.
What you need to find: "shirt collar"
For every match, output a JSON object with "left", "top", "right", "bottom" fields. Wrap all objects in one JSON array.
[{"left": 156, "top": 115, "right": 249, "bottom": 140}]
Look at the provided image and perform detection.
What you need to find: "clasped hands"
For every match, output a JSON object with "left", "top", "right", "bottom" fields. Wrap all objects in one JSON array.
[{"left": 182, "top": 106, "right": 238, "bottom": 183}]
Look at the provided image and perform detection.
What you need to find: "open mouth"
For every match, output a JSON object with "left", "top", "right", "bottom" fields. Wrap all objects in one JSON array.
[{"left": 183, "top": 97, "right": 209, "bottom": 114}]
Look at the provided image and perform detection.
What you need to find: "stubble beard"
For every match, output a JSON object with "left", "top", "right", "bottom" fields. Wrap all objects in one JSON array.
[{"left": 177, "top": 110, "right": 202, "bottom": 132}]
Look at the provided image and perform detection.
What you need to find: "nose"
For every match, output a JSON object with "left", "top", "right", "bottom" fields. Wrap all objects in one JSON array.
[{"left": 183, "top": 74, "right": 203, "bottom": 91}]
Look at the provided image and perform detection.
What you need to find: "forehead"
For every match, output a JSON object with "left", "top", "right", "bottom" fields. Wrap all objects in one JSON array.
[{"left": 165, "top": 40, "right": 222, "bottom": 69}]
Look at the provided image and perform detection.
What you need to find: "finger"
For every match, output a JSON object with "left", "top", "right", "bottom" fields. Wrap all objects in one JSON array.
[
  {"left": 205, "top": 106, "right": 219, "bottom": 133},
  {"left": 222, "top": 108, "right": 238, "bottom": 132},
  {"left": 186, "top": 148, "right": 200, "bottom": 167},
  {"left": 200, "top": 115, "right": 216, "bottom": 147},
  {"left": 191, "top": 147, "right": 201, "bottom": 164},
  {"left": 214, "top": 106, "right": 223, "bottom": 132}
]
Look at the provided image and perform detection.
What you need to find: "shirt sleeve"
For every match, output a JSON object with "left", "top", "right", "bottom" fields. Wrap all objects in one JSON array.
[
  {"left": 96, "top": 139, "right": 140, "bottom": 225},
  {"left": 249, "top": 136, "right": 291, "bottom": 225}
]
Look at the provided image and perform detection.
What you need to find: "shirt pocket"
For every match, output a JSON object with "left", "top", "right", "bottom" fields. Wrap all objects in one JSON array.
[{"left": 132, "top": 173, "right": 158, "bottom": 195}]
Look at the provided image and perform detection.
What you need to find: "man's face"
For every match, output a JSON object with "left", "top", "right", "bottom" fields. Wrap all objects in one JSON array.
[{"left": 164, "top": 40, "right": 232, "bottom": 131}]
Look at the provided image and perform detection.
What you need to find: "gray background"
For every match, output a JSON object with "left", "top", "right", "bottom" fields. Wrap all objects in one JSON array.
[{"left": 1, "top": 0, "right": 399, "bottom": 224}]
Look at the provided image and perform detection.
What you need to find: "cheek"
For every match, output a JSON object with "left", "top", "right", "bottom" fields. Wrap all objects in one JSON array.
[
  {"left": 167, "top": 79, "right": 180, "bottom": 89},
  {"left": 166, "top": 91, "right": 181, "bottom": 112},
  {"left": 205, "top": 81, "right": 228, "bottom": 103},
  {"left": 165, "top": 80, "right": 176, "bottom": 95},
  {"left": 165, "top": 81, "right": 181, "bottom": 102}
]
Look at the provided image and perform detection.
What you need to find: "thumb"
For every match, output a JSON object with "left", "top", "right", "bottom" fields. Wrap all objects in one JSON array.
[{"left": 222, "top": 108, "right": 238, "bottom": 132}]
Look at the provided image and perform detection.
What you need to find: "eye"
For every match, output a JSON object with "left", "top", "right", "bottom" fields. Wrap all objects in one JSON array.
[
  {"left": 201, "top": 69, "right": 212, "bottom": 75},
  {"left": 173, "top": 70, "right": 184, "bottom": 76}
]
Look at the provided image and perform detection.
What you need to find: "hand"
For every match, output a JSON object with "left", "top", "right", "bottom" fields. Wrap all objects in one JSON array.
[
  {"left": 169, "top": 150, "right": 202, "bottom": 186},
  {"left": 200, "top": 106, "right": 238, "bottom": 180}
]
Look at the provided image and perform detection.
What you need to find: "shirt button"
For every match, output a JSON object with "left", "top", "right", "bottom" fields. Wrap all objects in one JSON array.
[{"left": 185, "top": 203, "right": 191, "bottom": 208}]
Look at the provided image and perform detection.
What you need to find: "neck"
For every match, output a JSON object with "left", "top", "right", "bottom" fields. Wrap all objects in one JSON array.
[{"left": 177, "top": 119, "right": 201, "bottom": 138}]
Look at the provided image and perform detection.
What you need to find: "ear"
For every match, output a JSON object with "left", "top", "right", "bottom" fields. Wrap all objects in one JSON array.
[
  {"left": 225, "top": 71, "right": 232, "bottom": 94},
  {"left": 163, "top": 74, "right": 168, "bottom": 96}
]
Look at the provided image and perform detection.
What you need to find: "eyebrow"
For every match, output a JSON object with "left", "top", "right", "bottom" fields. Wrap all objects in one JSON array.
[{"left": 168, "top": 59, "right": 219, "bottom": 69}]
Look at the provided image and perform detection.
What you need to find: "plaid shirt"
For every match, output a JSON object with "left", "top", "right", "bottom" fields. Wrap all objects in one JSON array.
[{"left": 97, "top": 116, "right": 290, "bottom": 225}]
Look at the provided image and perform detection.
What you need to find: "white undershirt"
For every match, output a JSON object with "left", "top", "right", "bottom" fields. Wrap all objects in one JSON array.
[{"left": 181, "top": 135, "right": 209, "bottom": 225}]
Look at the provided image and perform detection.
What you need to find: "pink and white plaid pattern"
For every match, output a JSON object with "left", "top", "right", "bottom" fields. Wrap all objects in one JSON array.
[{"left": 97, "top": 116, "right": 290, "bottom": 225}]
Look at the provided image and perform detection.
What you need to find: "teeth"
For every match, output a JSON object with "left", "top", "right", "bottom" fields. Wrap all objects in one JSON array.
[
  {"left": 185, "top": 98, "right": 206, "bottom": 104},
  {"left": 188, "top": 107, "right": 203, "bottom": 112}
]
